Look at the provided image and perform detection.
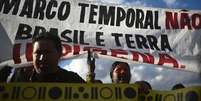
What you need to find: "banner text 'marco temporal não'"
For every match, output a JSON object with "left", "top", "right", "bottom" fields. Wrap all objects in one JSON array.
[{"left": 1, "top": 0, "right": 201, "bottom": 29}]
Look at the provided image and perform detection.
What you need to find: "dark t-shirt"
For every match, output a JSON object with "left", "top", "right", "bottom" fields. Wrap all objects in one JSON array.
[{"left": 10, "top": 66, "right": 85, "bottom": 83}]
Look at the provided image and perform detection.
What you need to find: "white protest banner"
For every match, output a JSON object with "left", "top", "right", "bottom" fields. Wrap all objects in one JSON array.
[{"left": 0, "top": 0, "right": 201, "bottom": 73}]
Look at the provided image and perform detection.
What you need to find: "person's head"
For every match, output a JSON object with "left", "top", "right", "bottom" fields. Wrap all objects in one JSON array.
[
  {"left": 32, "top": 32, "right": 62, "bottom": 75},
  {"left": 134, "top": 80, "right": 152, "bottom": 94},
  {"left": 172, "top": 83, "right": 185, "bottom": 90},
  {"left": 135, "top": 81, "right": 152, "bottom": 89},
  {"left": 110, "top": 61, "right": 131, "bottom": 83},
  {"left": 0, "top": 66, "right": 12, "bottom": 82}
]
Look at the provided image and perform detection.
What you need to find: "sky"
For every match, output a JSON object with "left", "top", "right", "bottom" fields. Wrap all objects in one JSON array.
[
  {"left": 91, "top": 0, "right": 201, "bottom": 10},
  {"left": 59, "top": 0, "right": 201, "bottom": 90}
]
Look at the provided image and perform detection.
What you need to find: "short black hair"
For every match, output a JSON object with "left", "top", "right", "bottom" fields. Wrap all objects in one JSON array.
[
  {"left": 110, "top": 61, "right": 131, "bottom": 78},
  {"left": 32, "top": 32, "right": 62, "bottom": 54},
  {"left": 172, "top": 83, "right": 185, "bottom": 90},
  {"left": 135, "top": 80, "right": 152, "bottom": 89}
]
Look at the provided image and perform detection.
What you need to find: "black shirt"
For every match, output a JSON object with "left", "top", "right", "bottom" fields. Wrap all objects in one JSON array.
[{"left": 10, "top": 66, "right": 85, "bottom": 83}]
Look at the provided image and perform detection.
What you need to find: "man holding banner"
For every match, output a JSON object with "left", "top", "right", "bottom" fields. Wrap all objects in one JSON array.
[{"left": 11, "top": 32, "right": 85, "bottom": 83}]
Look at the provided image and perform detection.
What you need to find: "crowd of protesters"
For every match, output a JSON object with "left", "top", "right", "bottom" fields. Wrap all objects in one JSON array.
[{"left": 0, "top": 31, "right": 186, "bottom": 92}]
